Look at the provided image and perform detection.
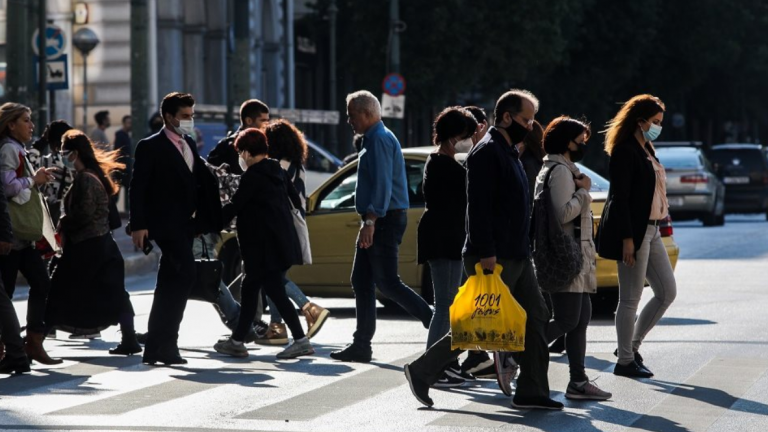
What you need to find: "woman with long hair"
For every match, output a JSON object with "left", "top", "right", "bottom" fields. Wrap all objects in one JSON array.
[
  {"left": 596, "top": 95, "right": 676, "bottom": 378},
  {"left": 44, "top": 130, "right": 141, "bottom": 356},
  {"left": 259, "top": 119, "right": 330, "bottom": 344},
  {"left": 0, "top": 102, "right": 61, "bottom": 365},
  {"left": 535, "top": 116, "right": 611, "bottom": 400}
]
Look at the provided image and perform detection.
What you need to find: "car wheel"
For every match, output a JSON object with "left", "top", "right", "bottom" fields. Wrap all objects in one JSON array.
[
  {"left": 701, "top": 211, "right": 718, "bottom": 227},
  {"left": 590, "top": 290, "right": 619, "bottom": 316}
]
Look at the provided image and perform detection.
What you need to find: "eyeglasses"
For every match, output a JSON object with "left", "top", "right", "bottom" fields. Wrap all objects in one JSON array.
[{"left": 510, "top": 112, "right": 534, "bottom": 127}]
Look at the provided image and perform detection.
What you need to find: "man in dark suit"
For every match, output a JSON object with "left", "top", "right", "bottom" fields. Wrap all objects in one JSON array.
[
  {"left": 207, "top": 99, "right": 270, "bottom": 174},
  {"left": 130, "top": 92, "right": 222, "bottom": 365}
]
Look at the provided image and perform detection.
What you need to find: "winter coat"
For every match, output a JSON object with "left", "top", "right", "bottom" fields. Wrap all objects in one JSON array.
[{"left": 534, "top": 154, "right": 596, "bottom": 294}]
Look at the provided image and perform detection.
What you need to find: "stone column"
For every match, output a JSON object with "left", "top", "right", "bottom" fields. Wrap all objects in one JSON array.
[{"left": 182, "top": 0, "right": 206, "bottom": 101}]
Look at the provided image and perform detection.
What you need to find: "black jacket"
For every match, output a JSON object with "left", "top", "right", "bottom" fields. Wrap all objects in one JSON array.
[
  {"left": 0, "top": 181, "right": 13, "bottom": 243},
  {"left": 417, "top": 153, "right": 466, "bottom": 263},
  {"left": 463, "top": 127, "right": 531, "bottom": 260},
  {"left": 129, "top": 129, "right": 222, "bottom": 239},
  {"left": 596, "top": 139, "right": 657, "bottom": 261},
  {"left": 222, "top": 158, "right": 302, "bottom": 272},
  {"left": 207, "top": 129, "right": 242, "bottom": 174}
]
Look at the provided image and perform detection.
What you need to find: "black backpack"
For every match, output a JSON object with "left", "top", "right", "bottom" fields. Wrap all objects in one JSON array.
[{"left": 532, "top": 164, "right": 583, "bottom": 293}]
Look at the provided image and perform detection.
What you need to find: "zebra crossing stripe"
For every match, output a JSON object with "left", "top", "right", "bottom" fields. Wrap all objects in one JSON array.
[
  {"left": 627, "top": 357, "right": 768, "bottom": 432},
  {"left": 236, "top": 353, "right": 419, "bottom": 421}
]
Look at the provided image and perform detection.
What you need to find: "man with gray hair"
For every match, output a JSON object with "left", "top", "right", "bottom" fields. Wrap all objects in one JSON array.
[{"left": 330, "top": 91, "right": 433, "bottom": 363}]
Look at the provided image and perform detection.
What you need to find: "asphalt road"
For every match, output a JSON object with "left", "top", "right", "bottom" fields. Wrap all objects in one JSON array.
[{"left": 1, "top": 215, "right": 768, "bottom": 432}]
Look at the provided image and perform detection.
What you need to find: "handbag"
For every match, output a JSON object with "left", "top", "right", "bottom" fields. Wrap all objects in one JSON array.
[
  {"left": 450, "top": 263, "right": 527, "bottom": 352},
  {"left": 189, "top": 237, "right": 222, "bottom": 303},
  {"left": 9, "top": 156, "right": 44, "bottom": 242},
  {"left": 290, "top": 198, "right": 312, "bottom": 265},
  {"left": 532, "top": 164, "right": 583, "bottom": 293}
]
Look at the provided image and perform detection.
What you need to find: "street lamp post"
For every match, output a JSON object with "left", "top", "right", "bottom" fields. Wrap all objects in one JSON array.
[
  {"left": 328, "top": 0, "right": 338, "bottom": 155},
  {"left": 73, "top": 28, "right": 100, "bottom": 130}
]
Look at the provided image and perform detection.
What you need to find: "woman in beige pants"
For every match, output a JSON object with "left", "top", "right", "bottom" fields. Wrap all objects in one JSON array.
[{"left": 597, "top": 94, "right": 677, "bottom": 378}]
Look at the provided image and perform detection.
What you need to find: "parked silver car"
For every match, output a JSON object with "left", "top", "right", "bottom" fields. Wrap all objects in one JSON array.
[{"left": 655, "top": 145, "right": 726, "bottom": 226}]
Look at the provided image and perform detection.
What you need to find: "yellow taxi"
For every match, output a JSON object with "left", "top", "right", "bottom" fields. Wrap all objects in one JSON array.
[{"left": 217, "top": 147, "right": 680, "bottom": 309}]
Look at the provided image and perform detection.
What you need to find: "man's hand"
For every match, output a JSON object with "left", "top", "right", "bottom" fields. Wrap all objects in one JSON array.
[
  {"left": 622, "top": 238, "right": 635, "bottom": 267},
  {"left": 358, "top": 225, "right": 375, "bottom": 249},
  {"left": 0, "top": 241, "right": 12, "bottom": 255},
  {"left": 132, "top": 229, "right": 149, "bottom": 250},
  {"left": 480, "top": 256, "right": 497, "bottom": 273}
]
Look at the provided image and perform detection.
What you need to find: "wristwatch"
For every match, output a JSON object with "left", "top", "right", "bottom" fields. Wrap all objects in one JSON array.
[{"left": 363, "top": 219, "right": 375, "bottom": 227}]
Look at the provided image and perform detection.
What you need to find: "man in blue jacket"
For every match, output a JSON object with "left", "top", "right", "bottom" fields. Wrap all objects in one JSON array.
[
  {"left": 404, "top": 90, "right": 560, "bottom": 410},
  {"left": 330, "top": 90, "right": 433, "bottom": 363}
]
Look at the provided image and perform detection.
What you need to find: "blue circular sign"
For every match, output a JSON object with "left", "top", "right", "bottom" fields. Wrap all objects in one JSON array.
[
  {"left": 382, "top": 73, "right": 406, "bottom": 97},
  {"left": 32, "top": 25, "right": 67, "bottom": 60}
]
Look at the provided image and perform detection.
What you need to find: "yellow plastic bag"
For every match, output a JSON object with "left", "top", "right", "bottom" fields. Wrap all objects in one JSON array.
[{"left": 449, "top": 263, "right": 527, "bottom": 352}]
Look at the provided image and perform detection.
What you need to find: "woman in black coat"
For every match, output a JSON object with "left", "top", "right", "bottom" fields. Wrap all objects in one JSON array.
[
  {"left": 213, "top": 128, "right": 313, "bottom": 360},
  {"left": 596, "top": 94, "right": 677, "bottom": 379}
]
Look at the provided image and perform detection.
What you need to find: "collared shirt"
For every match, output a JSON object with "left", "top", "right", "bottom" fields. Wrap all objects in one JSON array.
[
  {"left": 646, "top": 149, "right": 669, "bottom": 220},
  {"left": 163, "top": 127, "right": 194, "bottom": 172},
  {"left": 354, "top": 121, "right": 409, "bottom": 217}
]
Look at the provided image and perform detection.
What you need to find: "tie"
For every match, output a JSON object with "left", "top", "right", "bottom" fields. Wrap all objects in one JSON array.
[{"left": 180, "top": 138, "right": 194, "bottom": 172}]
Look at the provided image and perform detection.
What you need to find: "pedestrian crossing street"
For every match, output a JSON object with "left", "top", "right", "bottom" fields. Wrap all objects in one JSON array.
[{"left": 2, "top": 339, "right": 768, "bottom": 432}]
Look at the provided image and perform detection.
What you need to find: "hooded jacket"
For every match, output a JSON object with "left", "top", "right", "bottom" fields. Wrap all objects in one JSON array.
[{"left": 222, "top": 157, "right": 302, "bottom": 271}]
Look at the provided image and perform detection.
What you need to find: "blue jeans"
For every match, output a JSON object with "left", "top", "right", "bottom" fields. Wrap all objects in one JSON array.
[
  {"left": 268, "top": 273, "right": 310, "bottom": 324},
  {"left": 426, "top": 259, "right": 463, "bottom": 349},
  {"left": 350, "top": 211, "right": 433, "bottom": 348}
]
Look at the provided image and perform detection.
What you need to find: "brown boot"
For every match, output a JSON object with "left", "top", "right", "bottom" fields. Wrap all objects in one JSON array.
[
  {"left": 302, "top": 302, "right": 331, "bottom": 340},
  {"left": 25, "top": 331, "right": 63, "bottom": 365},
  {"left": 252, "top": 323, "right": 289, "bottom": 346}
]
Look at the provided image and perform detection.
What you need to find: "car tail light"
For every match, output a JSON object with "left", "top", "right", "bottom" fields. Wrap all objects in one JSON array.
[
  {"left": 660, "top": 215, "right": 674, "bottom": 237},
  {"left": 680, "top": 174, "right": 709, "bottom": 184}
]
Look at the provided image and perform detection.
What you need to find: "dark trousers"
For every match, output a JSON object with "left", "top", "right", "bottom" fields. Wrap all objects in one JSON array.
[
  {"left": 233, "top": 256, "right": 305, "bottom": 341},
  {"left": 350, "top": 211, "right": 432, "bottom": 348},
  {"left": 410, "top": 257, "right": 551, "bottom": 399},
  {"left": 0, "top": 246, "right": 52, "bottom": 333},
  {"left": 0, "top": 278, "right": 24, "bottom": 359},
  {"left": 546, "top": 292, "right": 592, "bottom": 382},
  {"left": 145, "top": 235, "right": 195, "bottom": 355}
]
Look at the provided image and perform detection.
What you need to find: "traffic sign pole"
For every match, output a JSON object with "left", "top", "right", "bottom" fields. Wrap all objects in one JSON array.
[{"left": 37, "top": 0, "right": 47, "bottom": 127}]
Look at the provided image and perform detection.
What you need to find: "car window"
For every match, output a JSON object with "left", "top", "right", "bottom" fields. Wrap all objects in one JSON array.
[
  {"left": 575, "top": 163, "right": 610, "bottom": 192},
  {"left": 306, "top": 145, "right": 337, "bottom": 174},
  {"left": 710, "top": 149, "right": 768, "bottom": 172},
  {"left": 317, "top": 169, "right": 357, "bottom": 211},
  {"left": 656, "top": 151, "right": 701, "bottom": 169},
  {"left": 405, "top": 159, "right": 426, "bottom": 206}
]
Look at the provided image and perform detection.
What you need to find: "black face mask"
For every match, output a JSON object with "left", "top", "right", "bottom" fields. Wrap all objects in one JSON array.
[
  {"left": 570, "top": 142, "right": 586, "bottom": 163},
  {"left": 504, "top": 117, "right": 530, "bottom": 145}
]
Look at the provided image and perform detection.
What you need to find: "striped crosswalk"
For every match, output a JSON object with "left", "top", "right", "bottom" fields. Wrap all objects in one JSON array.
[{"left": 2, "top": 345, "right": 768, "bottom": 432}]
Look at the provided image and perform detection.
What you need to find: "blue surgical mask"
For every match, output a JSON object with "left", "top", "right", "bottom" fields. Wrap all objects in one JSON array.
[
  {"left": 642, "top": 121, "right": 662, "bottom": 142},
  {"left": 62, "top": 154, "right": 75, "bottom": 170}
]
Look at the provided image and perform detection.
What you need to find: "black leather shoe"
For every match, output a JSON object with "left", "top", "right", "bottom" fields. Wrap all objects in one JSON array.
[
  {"left": 330, "top": 343, "right": 372, "bottom": 363},
  {"left": 511, "top": 396, "right": 564, "bottom": 410},
  {"left": 109, "top": 331, "right": 143, "bottom": 356},
  {"left": 613, "top": 360, "right": 654, "bottom": 378},
  {"left": 0, "top": 355, "right": 31, "bottom": 375},
  {"left": 614, "top": 349, "right": 652, "bottom": 375},
  {"left": 404, "top": 363, "right": 433, "bottom": 407},
  {"left": 143, "top": 347, "right": 187, "bottom": 366}
]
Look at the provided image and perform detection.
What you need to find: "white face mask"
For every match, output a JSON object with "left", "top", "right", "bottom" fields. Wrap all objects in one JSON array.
[
  {"left": 238, "top": 156, "right": 249, "bottom": 172},
  {"left": 178, "top": 119, "right": 195, "bottom": 136},
  {"left": 454, "top": 137, "right": 474, "bottom": 153}
]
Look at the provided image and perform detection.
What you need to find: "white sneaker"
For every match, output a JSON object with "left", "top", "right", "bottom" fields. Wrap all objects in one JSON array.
[
  {"left": 277, "top": 338, "right": 314, "bottom": 359},
  {"left": 494, "top": 352, "right": 519, "bottom": 397}
]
